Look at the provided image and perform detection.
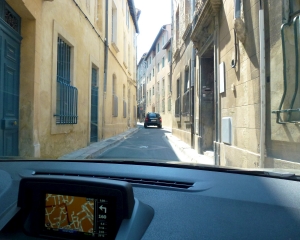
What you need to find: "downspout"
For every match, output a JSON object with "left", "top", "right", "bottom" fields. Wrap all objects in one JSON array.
[
  {"left": 259, "top": 0, "right": 266, "bottom": 168},
  {"left": 102, "top": 0, "right": 109, "bottom": 139},
  {"left": 214, "top": 14, "right": 220, "bottom": 165},
  {"left": 191, "top": 0, "right": 195, "bottom": 148}
]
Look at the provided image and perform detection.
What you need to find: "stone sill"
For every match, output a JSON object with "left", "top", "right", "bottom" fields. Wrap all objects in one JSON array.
[{"left": 111, "top": 42, "right": 119, "bottom": 53}]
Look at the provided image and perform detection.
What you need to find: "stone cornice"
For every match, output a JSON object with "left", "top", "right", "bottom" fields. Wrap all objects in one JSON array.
[{"left": 191, "top": 0, "right": 221, "bottom": 49}]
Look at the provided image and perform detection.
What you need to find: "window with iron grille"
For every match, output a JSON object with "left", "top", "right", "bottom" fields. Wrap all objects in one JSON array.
[{"left": 55, "top": 37, "right": 78, "bottom": 124}]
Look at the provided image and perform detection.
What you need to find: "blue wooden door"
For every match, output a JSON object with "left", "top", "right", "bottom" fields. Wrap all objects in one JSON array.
[
  {"left": 0, "top": 3, "right": 21, "bottom": 156},
  {"left": 90, "top": 68, "right": 98, "bottom": 142}
]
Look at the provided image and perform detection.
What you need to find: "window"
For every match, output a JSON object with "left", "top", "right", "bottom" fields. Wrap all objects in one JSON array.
[
  {"left": 168, "top": 50, "right": 171, "bottom": 62},
  {"left": 132, "top": 28, "right": 136, "bottom": 47},
  {"left": 126, "top": 3, "right": 129, "bottom": 28},
  {"left": 175, "top": 79, "right": 180, "bottom": 117},
  {"left": 123, "top": 33, "right": 127, "bottom": 67},
  {"left": 86, "top": 0, "right": 90, "bottom": 13},
  {"left": 128, "top": 45, "right": 131, "bottom": 72},
  {"left": 176, "top": 79, "right": 180, "bottom": 98},
  {"left": 112, "top": 74, "right": 118, "bottom": 117},
  {"left": 158, "top": 63, "right": 160, "bottom": 72},
  {"left": 111, "top": 1, "right": 118, "bottom": 51},
  {"left": 168, "top": 74, "right": 171, "bottom": 93},
  {"left": 123, "top": 85, "right": 126, "bottom": 118},
  {"left": 157, "top": 43, "right": 160, "bottom": 53},
  {"left": 152, "top": 68, "right": 154, "bottom": 77},
  {"left": 153, "top": 86, "right": 154, "bottom": 95},
  {"left": 56, "top": 37, "right": 78, "bottom": 124},
  {"left": 176, "top": 8, "right": 179, "bottom": 48},
  {"left": 162, "top": 57, "right": 165, "bottom": 68},
  {"left": 184, "top": 68, "right": 189, "bottom": 93}
]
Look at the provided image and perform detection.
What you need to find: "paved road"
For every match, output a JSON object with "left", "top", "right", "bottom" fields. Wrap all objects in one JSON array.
[{"left": 94, "top": 125, "right": 179, "bottom": 161}]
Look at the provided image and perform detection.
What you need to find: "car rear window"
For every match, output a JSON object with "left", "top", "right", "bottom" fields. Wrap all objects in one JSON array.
[{"left": 149, "top": 113, "right": 157, "bottom": 118}]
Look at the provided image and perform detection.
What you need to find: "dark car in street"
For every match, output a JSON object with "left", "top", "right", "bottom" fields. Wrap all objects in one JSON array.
[{"left": 144, "top": 112, "right": 162, "bottom": 128}]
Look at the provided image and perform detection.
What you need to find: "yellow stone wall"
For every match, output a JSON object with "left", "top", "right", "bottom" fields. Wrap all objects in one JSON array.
[
  {"left": 7, "top": 0, "right": 137, "bottom": 158},
  {"left": 219, "top": 0, "right": 261, "bottom": 168}
]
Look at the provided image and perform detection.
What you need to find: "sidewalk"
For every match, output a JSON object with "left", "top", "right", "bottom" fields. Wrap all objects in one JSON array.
[
  {"left": 59, "top": 127, "right": 139, "bottom": 160},
  {"left": 59, "top": 123, "right": 215, "bottom": 166},
  {"left": 164, "top": 132, "right": 214, "bottom": 165}
]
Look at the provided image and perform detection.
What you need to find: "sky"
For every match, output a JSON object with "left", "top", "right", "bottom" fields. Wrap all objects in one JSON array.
[{"left": 134, "top": 0, "right": 171, "bottom": 61}]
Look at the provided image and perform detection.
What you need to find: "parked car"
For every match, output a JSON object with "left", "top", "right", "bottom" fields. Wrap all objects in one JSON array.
[{"left": 144, "top": 112, "right": 162, "bottom": 128}]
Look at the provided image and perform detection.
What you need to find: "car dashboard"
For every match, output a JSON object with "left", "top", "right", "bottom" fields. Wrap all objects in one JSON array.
[{"left": 1, "top": 160, "right": 300, "bottom": 239}]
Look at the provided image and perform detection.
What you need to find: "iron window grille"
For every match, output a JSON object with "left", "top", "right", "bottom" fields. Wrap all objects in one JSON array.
[{"left": 55, "top": 37, "right": 78, "bottom": 124}]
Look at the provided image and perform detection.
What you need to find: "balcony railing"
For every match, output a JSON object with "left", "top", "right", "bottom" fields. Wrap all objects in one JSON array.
[{"left": 55, "top": 80, "right": 78, "bottom": 124}]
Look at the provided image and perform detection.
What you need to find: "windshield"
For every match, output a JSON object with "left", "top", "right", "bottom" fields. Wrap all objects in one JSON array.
[{"left": 0, "top": 0, "right": 299, "bottom": 175}]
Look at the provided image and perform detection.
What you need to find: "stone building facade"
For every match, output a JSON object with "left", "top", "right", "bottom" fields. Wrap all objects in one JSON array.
[
  {"left": 0, "top": 0, "right": 138, "bottom": 158},
  {"left": 173, "top": 0, "right": 300, "bottom": 169},
  {"left": 137, "top": 53, "right": 147, "bottom": 121},
  {"left": 144, "top": 24, "right": 172, "bottom": 128},
  {"left": 171, "top": 0, "right": 195, "bottom": 148}
]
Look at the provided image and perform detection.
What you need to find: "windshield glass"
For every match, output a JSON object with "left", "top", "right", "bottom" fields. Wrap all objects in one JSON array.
[{"left": 0, "top": 0, "right": 299, "bottom": 175}]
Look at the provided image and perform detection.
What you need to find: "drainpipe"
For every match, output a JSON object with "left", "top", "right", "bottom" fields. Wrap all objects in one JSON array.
[
  {"left": 102, "top": 0, "right": 109, "bottom": 139},
  {"left": 191, "top": 0, "right": 195, "bottom": 148},
  {"left": 214, "top": 14, "right": 220, "bottom": 166},
  {"left": 259, "top": 0, "right": 266, "bottom": 168}
]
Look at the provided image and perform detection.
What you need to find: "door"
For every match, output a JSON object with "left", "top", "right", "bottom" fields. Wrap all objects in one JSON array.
[
  {"left": 90, "top": 68, "right": 98, "bottom": 142},
  {"left": 0, "top": 4, "right": 21, "bottom": 156}
]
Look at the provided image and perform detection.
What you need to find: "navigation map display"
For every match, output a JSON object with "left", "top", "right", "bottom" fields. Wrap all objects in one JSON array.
[{"left": 44, "top": 193, "right": 111, "bottom": 238}]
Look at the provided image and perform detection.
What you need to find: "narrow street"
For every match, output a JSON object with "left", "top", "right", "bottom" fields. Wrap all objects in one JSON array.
[{"left": 94, "top": 125, "right": 179, "bottom": 161}]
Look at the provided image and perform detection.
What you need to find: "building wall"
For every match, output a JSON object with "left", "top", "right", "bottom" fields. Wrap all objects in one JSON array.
[
  {"left": 266, "top": 0, "right": 300, "bottom": 168},
  {"left": 104, "top": 0, "right": 137, "bottom": 138},
  {"left": 218, "top": 0, "right": 261, "bottom": 167},
  {"left": 145, "top": 24, "right": 172, "bottom": 129},
  {"left": 137, "top": 54, "right": 147, "bottom": 121},
  {"left": 6, "top": 0, "right": 137, "bottom": 159},
  {"left": 171, "top": 0, "right": 193, "bottom": 144}
]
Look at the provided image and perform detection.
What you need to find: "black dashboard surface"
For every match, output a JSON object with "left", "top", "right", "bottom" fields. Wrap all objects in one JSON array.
[{"left": 1, "top": 160, "right": 300, "bottom": 239}]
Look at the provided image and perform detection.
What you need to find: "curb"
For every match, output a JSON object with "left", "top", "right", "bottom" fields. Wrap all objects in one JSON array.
[{"left": 59, "top": 127, "right": 139, "bottom": 160}]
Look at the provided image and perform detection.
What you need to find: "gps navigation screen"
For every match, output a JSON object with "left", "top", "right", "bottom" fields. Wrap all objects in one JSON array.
[{"left": 44, "top": 193, "right": 112, "bottom": 238}]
